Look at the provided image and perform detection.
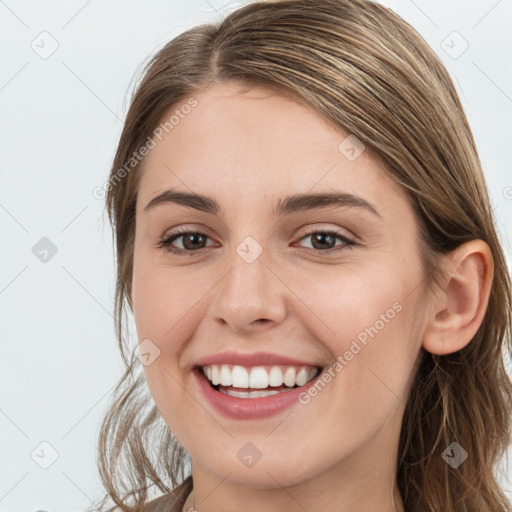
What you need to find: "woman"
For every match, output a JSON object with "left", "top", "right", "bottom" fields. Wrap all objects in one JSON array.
[{"left": 95, "top": 0, "right": 512, "bottom": 510}]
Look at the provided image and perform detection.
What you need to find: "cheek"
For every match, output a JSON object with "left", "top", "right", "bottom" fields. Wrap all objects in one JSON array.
[
  {"left": 132, "top": 261, "right": 207, "bottom": 348},
  {"left": 292, "top": 266, "right": 406, "bottom": 346},
  {"left": 131, "top": 263, "right": 212, "bottom": 424},
  {"left": 132, "top": 264, "right": 203, "bottom": 439},
  {"left": 292, "top": 265, "right": 421, "bottom": 403}
]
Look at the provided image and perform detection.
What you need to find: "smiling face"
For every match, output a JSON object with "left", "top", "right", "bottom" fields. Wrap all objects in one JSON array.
[{"left": 131, "top": 79, "right": 430, "bottom": 497}]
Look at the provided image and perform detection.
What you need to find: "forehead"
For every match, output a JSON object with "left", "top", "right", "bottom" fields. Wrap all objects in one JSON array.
[
  {"left": 163, "top": 80, "right": 347, "bottom": 153},
  {"left": 136, "top": 79, "right": 403, "bottom": 213}
]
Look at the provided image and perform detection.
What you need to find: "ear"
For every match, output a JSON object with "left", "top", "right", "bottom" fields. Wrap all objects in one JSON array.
[{"left": 422, "top": 240, "right": 494, "bottom": 355}]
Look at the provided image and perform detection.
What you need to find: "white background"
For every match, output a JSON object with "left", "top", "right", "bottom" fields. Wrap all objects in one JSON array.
[{"left": 1, "top": 0, "right": 511, "bottom": 510}]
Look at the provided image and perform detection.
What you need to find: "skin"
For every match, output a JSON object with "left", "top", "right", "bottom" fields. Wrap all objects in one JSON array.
[{"left": 130, "top": 79, "right": 493, "bottom": 512}]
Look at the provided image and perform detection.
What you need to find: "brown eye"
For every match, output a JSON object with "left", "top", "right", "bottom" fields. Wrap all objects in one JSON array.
[
  {"left": 297, "top": 229, "right": 355, "bottom": 254},
  {"left": 174, "top": 232, "right": 208, "bottom": 250},
  {"left": 156, "top": 228, "right": 356, "bottom": 257},
  {"left": 157, "top": 229, "right": 214, "bottom": 255},
  {"left": 308, "top": 232, "right": 337, "bottom": 250}
]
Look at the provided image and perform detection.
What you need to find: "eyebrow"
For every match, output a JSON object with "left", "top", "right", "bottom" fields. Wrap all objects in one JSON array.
[{"left": 144, "top": 188, "right": 382, "bottom": 218}]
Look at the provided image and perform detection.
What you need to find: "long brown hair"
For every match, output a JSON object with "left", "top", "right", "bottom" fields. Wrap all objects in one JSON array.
[{"left": 95, "top": 1, "right": 512, "bottom": 510}]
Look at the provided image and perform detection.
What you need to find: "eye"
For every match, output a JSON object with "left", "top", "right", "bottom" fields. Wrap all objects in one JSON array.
[
  {"left": 295, "top": 229, "right": 356, "bottom": 255},
  {"left": 156, "top": 227, "right": 356, "bottom": 256},
  {"left": 156, "top": 228, "right": 215, "bottom": 256}
]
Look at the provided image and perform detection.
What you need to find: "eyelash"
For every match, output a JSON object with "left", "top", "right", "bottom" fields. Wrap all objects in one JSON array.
[{"left": 155, "top": 227, "right": 356, "bottom": 257}]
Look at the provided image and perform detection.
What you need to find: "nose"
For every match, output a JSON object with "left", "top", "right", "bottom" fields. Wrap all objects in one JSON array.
[{"left": 208, "top": 243, "right": 288, "bottom": 334}]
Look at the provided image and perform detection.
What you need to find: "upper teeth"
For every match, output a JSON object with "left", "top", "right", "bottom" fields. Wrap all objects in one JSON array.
[{"left": 202, "top": 364, "right": 319, "bottom": 388}]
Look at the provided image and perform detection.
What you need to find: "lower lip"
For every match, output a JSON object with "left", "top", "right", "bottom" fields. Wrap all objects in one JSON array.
[{"left": 194, "top": 368, "right": 321, "bottom": 420}]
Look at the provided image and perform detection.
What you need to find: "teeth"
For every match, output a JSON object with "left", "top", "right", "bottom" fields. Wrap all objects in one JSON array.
[
  {"left": 201, "top": 363, "right": 319, "bottom": 389},
  {"left": 211, "top": 365, "right": 221, "bottom": 385},
  {"left": 283, "top": 367, "right": 296, "bottom": 387},
  {"left": 249, "top": 366, "right": 269, "bottom": 389},
  {"left": 221, "top": 388, "right": 282, "bottom": 398},
  {"left": 269, "top": 366, "right": 282, "bottom": 387},
  {"left": 231, "top": 365, "right": 249, "bottom": 388},
  {"left": 296, "top": 367, "right": 308, "bottom": 386},
  {"left": 220, "top": 365, "right": 232, "bottom": 386}
]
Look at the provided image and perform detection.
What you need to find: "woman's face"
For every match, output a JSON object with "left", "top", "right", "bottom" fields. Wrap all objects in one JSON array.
[{"left": 131, "top": 79, "right": 429, "bottom": 491}]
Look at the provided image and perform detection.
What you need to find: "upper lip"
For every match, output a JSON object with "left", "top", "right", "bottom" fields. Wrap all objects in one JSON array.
[{"left": 194, "top": 351, "right": 322, "bottom": 368}]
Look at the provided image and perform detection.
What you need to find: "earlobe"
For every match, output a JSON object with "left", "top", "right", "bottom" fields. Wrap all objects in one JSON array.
[{"left": 422, "top": 240, "right": 493, "bottom": 356}]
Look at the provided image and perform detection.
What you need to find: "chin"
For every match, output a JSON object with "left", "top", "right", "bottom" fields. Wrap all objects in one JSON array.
[{"left": 196, "top": 449, "right": 318, "bottom": 490}]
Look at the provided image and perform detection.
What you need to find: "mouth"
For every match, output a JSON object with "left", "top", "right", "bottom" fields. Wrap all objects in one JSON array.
[{"left": 198, "top": 364, "right": 322, "bottom": 399}]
